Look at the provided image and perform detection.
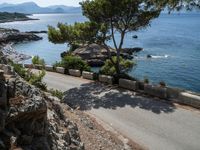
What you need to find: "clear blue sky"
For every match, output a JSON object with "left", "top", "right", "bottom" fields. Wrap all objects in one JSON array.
[{"left": 0, "top": 0, "right": 81, "bottom": 7}]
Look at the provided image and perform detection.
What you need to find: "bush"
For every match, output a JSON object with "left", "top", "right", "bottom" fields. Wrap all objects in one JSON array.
[
  {"left": 28, "top": 70, "right": 47, "bottom": 91},
  {"left": 13, "top": 63, "right": 47, "bottom": 91},
  {"left": 48, "top": 89, "right": 64, "bottom": 99},
  {"left": 159, "top": 81, "right": 166, "bottom": 87},
  {"left": 55, "top": 55, "right": 91, "bottom": 73},
  {"left": 32, "top": 56, "right": 45, "bottom": 66},
  {"left": 100, "top": 56, "right": 135, "bottom": 76},
  {"left": 144, "top": 77, "right": 149, "bottom": 84}
]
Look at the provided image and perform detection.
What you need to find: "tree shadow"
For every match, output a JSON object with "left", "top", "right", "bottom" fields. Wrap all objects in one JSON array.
[{"left": 63, "top": 82, "right": 176, "bottom": 114}]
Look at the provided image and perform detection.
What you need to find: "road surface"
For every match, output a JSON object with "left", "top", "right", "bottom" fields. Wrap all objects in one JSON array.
[{"left": 38, "top": 70, "right": 200, "bottom": 150}]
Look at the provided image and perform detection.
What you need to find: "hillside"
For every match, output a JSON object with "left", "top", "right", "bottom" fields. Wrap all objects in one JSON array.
[
  {"left": 0, "top": 12, "right": 37, "bottom": 23},
  {"left": 0, "top": 2, "right": 81, "bottom": 14}
]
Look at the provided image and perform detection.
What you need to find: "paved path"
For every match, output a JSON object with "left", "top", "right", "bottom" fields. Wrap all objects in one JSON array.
[{"left": 39, "top": 70, "right": 200, "bottom": 150}]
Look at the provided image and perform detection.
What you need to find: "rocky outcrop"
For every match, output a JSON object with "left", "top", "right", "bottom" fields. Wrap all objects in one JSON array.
[
  {"left": 0, "top": 28, "right": 42, "bottom": 44},
  {"left": 71, "top": 44, "right": 143, "bottom": 67},
  {"left": 0, "top": 63, "right": 83, "bottom": 150},
  {"left": 25, "top": 31, "right": 47, "bottom": 34}
]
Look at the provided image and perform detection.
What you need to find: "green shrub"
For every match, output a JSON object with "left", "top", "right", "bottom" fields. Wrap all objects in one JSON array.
[
  {"left": 55, "top": 55, "right": 90, "bottom": 72},
  {"left": 100, "top": 56, "right": 135, "bottom": 76},
  {"left": 159, "top": 81, "right": 166, "bottom": 87},
  {"left": 144, "top": 77, "right": 149, "bottom": 84},
  {"left": 32, "top": 56, "right": 45, "bottom": 66},
  {"left": 28, "top": 70, "right": 47, "bottom": 91},
  {"left": 13, "top": 63, "right": 47, "bottom": 91},
  {"left": 48, "top": 89, "right": 64, "bottom": 99}
]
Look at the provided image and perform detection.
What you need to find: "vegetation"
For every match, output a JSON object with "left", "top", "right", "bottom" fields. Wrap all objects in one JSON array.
[
  {"left": 0, "top": 12, "right": 29, "bottom": 22},
  {"left": 48, "top": 21, "right": 108, "bottom": 51},
  {"left": 100, "top": 56, "right": 134, "bottom": 76},
  {"left": 48, "top": 0, "right": 199, "bottom": 77},
  {"left": 144, "top": 77, "right": 149, "bottom": 84},
  {"left": 53, "top": 55, "right": 90, "bottom": 72},
  {"left": 48, "top": 89, "right": 64, "bottom": 99},
  {"left": 32, "top": 55, "right": 45, "bottom": 66},
  {"left": 159, "top": 81, "right": 167, "bottom": 87},
  {"left": 12, "top": 63, "right": 47, "bottom": 90}
]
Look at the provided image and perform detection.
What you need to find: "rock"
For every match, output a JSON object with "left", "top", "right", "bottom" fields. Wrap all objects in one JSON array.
[
  {"left": 132, "top": 35, "right": 138, "bottom": 39},
  {"left": 71, "top": 43, "right": 141, "bottom": 67},
  {"left": 0, "top": 63, "right": 84, "bottom": 150},
  {"left": 147, "top": 54, "right": 152, "bottom": 58},
  {"left": 122, "top": 47, "right": 143, "bottom": 55},
  {"left": 25, "top": 31, "right": 47, "bottom": 34},
  {"left": 0, "top": 28, "right": 42, "bottom": 44}
]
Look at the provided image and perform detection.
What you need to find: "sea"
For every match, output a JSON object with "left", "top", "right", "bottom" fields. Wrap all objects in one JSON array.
[{"left": 0, "top": 13, "right": 200, "bottom": 92}]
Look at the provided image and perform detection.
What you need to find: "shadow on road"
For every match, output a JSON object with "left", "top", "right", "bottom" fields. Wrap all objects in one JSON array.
[{"left": 63, "top": 82, "right": 176, "bottom": 114}]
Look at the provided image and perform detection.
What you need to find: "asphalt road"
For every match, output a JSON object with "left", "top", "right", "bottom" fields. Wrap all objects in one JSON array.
[{"left": 38, "top": 70, "right": 200, "bottom": 150}]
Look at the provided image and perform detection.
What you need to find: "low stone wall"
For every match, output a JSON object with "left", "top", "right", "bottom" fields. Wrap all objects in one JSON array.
[
  {"left": 99, "top": 75, "right": 113, "bottom": 84},
  {"left": 119, "top": 78, "right": 138, "bottom": 91},
  {"left": 166, "top": 87, "right": 183, "bottom": 99},
  {"left": 24, "top": 64, "right": 34, "bottom": 69},
  {"left": 45, "top": 65, "right": 54, "bottom": 72},
  {"left": 144, "top": 84, "right": 167, "bottom": 99},
  {"left": 22, "top": 63, "right": 200, "bottom": 109},
  {"left": 82, "top": 71, "right": 95, "bottom": 80},
  {"left": 177, "top": 92, "right": 200, "bottom": 109},
  {"left": 69, "top": 69, "right": 81, "bottom": 77},
  {"left": 56, "top": 67, "right": 65, "bottom": 74},
  {"left": 34, "top": 64, "right": 43, "bottom": 70}
]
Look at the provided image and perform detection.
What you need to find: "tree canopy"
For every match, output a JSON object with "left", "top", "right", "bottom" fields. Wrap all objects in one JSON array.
[{"left": 48, "top": 0, "right": 200, "bottom": 76}]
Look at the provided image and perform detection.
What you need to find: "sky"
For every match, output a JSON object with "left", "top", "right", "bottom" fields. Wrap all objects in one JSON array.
[{"left": 0, "top": 0, "right": 82, "bottom": 7}]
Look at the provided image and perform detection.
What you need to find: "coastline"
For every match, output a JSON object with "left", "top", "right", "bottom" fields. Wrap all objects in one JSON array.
[
  {"left": 0, "top": 27, "right": 42, "bottom": 63},
  {"left": 0, "top": 43, "right": 32, "bottom": 63},
  {"left": 0, "top": 18, "right": 39, "bottom": 24}
]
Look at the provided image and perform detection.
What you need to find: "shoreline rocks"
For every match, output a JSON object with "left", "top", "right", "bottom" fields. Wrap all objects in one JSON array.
[
  {"left": 71, "top": 43, "right": 143, "bottom": 67},
  {"left": 0, "top": 28, "right": 43, "bottom": 63},
  {"left": 0, "top": 28, "right": 42, "bottom": 44}
]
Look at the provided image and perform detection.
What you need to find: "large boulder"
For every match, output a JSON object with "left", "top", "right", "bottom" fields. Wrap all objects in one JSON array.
[{"left": 71, "top": 44, "right": 142, "bottom": 67}]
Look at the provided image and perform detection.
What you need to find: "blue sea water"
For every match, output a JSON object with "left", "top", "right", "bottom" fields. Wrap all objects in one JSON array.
[{"left": 0, "top": 13, "right": 200, "bottom": 92}]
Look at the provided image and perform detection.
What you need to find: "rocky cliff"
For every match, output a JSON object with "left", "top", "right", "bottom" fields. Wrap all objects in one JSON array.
[{"left": 0, "top": 64, "right": 83, "bottom": 150}]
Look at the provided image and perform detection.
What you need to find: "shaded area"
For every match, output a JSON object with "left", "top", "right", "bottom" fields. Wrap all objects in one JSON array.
[{"left": 63, "top": 82, "right": 176, "bottom": 114}]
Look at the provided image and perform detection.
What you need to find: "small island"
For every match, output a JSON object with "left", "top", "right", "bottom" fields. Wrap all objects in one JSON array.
[{"left": 0, "top": 12, "right": 38, "bottom": 23}]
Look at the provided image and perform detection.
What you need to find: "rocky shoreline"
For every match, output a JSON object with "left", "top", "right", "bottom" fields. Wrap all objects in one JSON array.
[
  {"left": 68, "top": 43, "right": 143, "bottom": 67},
  {"left": 0, "top": 28, "right": 43, "bottom": 63},
  {"left": 0, "top": 18, "right": 39, "bottom": 24}
]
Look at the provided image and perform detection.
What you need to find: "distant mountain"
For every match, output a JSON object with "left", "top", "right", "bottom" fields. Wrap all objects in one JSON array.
[{"left": 0, "top": 2, "right": 81, "bottom": 14}]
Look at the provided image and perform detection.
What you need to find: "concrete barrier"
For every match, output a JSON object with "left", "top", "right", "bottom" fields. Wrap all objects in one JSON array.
[
  {"left": 3, "top": 65, "right": 14, "bottom": 75},
  {"left": 144, "top": 84, "right": 167, "bottom": 99},
  {"left": 166, "top": 87, "right": 183, "bottom": 99},
  {"left": 177, "top": 92, "right": 200, "bottom": 109},
  {"left": 69, "top": 69, "right": 81, "bottom": 77},
  {"left": 82, "top": 71, "right": 95, "bottom": 80},
  {"left": 34, "top": 64, "right": 43, "bottom": 70},
  {"left": 24, "top": 64, "right": 34, "bottom": 69},
  {"left": 56, "top": 67, "right": 65, "bottom": 74},
  {"left": 119, "top": 79, "right": 138, "bottom": 91},
  {"left": 99, "top": 75, "right": 113, "bottom": 84},
  {"left": 45, "top": 65, "right": 54, "bottom": 72},
  {"left": 137, "top": 81, "right": 145, "bottom": 90},
  {"left": 0, "top": 64, "right": 5, "bottom": 70}
]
